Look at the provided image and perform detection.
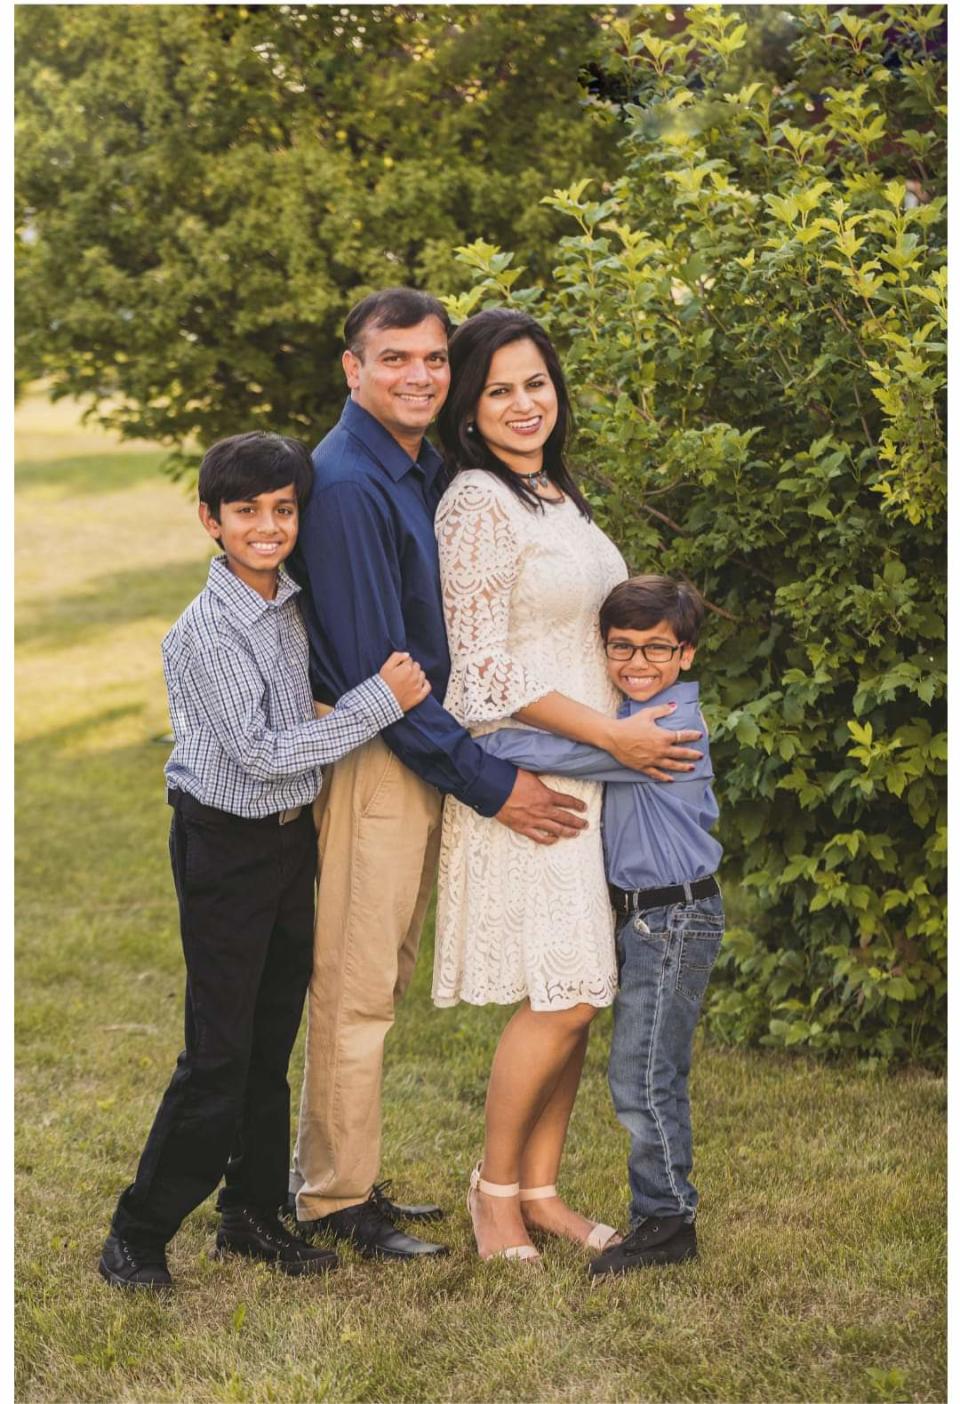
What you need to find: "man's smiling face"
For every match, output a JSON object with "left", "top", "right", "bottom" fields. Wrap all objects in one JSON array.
[{"left": 342, "top": 315, "right": 450, "bottom": 455}]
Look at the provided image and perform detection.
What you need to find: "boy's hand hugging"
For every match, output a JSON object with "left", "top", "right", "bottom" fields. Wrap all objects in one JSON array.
[{"left": 379, "top": 651, "right": 432, "bottom": 711}]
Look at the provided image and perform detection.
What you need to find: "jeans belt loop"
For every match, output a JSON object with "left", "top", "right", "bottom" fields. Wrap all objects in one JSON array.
[{"left": 682, "top": 879, "right": 694, "bottom": 904}]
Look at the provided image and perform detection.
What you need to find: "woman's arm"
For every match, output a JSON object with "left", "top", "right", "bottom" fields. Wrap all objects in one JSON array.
[
  {"left": 436, "top": 476, "right": 701, "bottom": 780},
  {"left": 435, "top": 479, "right": 555, "bottom": 724},
  {"left": 436, "top": 477, "right": 588, "bottom": 841}
]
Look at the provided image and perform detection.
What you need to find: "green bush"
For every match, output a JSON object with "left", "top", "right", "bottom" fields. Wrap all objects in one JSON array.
[
  {"left": 15, "top": 4, "right": 618, "bottom": 457},
  {"left": 446, "top": 5, "right": 946, "bottom": 1062}
]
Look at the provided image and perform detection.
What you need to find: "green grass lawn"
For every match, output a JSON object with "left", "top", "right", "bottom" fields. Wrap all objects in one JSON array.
[{"left": 14, "top": 390, "right": 946, "bottom": 1403}]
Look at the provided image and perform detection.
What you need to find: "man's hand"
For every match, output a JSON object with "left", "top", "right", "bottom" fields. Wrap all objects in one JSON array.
[
  {"left": 606, "top": 704, "right": 703, "bottom": 782},
  {"left": 494, "top": 769, "right": 588, "bottom": 845}
]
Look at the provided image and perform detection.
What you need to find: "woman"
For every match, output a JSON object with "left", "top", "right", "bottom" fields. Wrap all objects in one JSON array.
[{"left": 432, "top": 309, "right": 631, "bottom": 1262}]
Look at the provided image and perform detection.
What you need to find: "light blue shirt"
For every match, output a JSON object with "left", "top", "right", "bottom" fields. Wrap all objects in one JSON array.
[{"left": 475, "top": 681, "right": 722, "bottom": 891}]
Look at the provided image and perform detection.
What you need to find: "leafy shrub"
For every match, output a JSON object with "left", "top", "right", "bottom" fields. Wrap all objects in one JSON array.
[
  {"left": 14, "top": 4, "right": 619, "bottom": 457},
  {"left": 446, "top": 5, "right": 946, "bottom": 1062}
]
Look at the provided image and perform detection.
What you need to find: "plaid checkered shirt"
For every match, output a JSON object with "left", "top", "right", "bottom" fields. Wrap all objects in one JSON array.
[{"left": 163, "top": 555, "right": 403, "bottom": 818}]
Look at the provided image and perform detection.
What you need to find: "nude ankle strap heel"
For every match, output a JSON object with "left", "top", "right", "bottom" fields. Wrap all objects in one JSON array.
[
  {"left": 519, "top": 1183, "right": 620, "bottom": 1252},
  {"left": 468, "top": 1163, "right": 540, "bottom": 1263}
]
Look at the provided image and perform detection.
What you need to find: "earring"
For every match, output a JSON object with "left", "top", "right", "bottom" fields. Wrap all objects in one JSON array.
[{"left": 466, "top": 423, "right": 475, "bottom": 435}]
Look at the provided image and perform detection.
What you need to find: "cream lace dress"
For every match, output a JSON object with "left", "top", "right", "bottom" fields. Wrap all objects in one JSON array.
[{"left": 432, "top": 469, "right": 628, "bottom": 1011}]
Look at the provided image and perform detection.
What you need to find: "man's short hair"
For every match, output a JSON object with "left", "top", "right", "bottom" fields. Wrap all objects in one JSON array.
[
  {"left": 198, "top": 431, "right": 314, "bottom": 519},
  {"left": 344, "top": 287, "right": 452, "bottom": 360},
  {"left": 599, "top": 575, "right": 706, "bottom": 645}
]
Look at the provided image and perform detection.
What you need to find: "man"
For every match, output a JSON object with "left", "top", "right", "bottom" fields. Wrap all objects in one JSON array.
[{"left": 288, "top": 288, "right": 701, "bottom": 1259}]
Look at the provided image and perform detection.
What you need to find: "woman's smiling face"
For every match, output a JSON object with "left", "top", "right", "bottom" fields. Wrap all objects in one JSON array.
[{"left": 473, "top": 338, "right": 559, "bottom": 474}]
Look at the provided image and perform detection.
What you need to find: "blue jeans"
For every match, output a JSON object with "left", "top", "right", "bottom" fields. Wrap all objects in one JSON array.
[{"left": 608, "top": 891, "right": 724, "bottom": 1225}]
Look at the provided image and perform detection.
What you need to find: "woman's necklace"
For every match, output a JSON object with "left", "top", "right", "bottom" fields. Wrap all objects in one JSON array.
[{"left": 515, "top": 466, "right": 554, "bottom": 493}]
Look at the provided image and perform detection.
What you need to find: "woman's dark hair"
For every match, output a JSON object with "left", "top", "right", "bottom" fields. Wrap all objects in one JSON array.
[
  {"left": 599, "top": 575, "right": 706, "bottom": 645},
  {"left": 198, "top": 431, "right": 314, "bottom": 519},
  {"left": 344, "top": 287, "right": 452, "bottom": 359},
  {"left": 437, "top": 309, "right": 592, "bottom": 519}
]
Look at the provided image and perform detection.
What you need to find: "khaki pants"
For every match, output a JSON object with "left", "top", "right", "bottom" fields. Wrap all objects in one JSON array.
[{"left": 291, "top": 709, "right": 442, "bottom": 1217}]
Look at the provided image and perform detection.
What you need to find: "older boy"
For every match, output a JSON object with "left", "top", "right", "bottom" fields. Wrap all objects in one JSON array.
[
  {"left": 476, "top": 576, "right": 723, "bottom": 1277},
  {"left": 100, "top": 431, "right": 429, "bottom": 1290}
]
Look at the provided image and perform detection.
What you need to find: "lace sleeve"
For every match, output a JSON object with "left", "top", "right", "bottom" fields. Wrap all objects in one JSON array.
[{"left": 436, "top": 478, "right": 554, "bottom": 726}]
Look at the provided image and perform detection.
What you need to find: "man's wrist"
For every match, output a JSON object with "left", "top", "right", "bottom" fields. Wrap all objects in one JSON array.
[{"left": 456, "top": 752, "right": 517, "bottom": 817}]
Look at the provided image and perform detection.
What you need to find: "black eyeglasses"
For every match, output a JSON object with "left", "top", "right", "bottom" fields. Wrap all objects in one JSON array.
[{"left": 604, "top": 640, "right": 687, "bottom": 663}]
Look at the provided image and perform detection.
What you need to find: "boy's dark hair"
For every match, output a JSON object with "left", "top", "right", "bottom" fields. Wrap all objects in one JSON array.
[
  {"left": 344, "top": 287, "right": 452, "bottom": 359},
  {"left": 198, "top": 432, "right": 314, "bottom": 519},
  {"left": 600, "top": 575, "right": 706, "bottom": 645},
  {"left": 437, "top": 307, "right": 592, "bottom": 520}
]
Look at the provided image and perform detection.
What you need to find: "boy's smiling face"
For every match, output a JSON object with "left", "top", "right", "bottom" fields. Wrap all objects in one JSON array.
[
  {"left": 199, "top": 483, "right": 298, "bottom": 598},
  {"left": 604, "top": 619, "right": 696, "bottom": 702}
]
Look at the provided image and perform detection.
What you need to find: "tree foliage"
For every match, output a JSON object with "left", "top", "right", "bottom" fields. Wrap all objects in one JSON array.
[
  {"left": 17, "top": 4, "right": 945, "bottom": 1062},
  {"left": 448, "top": 5, "right": 946, "bottom": 1062},
  {"left": 15, "top": 4, "right": 618, "bottom": 461}
]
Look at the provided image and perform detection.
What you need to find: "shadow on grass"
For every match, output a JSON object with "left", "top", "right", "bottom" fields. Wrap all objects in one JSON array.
[
  {"left": 15, "top": 449, "right": 175, "bottom": 497},
  {"left": 16, "top": 558, "right": 210, "bottom": 652}
]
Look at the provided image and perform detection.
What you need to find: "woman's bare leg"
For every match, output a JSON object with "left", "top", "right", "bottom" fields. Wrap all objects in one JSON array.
[
  {"left": 469, "top": 1000, "right": 597, "bottom": 1259},
  {"left": 519, "top": 1027, "right": 589, "bottom": 1187},
  {"left": 519, "top": 1028, "right": 620, "bottom": 1244}
]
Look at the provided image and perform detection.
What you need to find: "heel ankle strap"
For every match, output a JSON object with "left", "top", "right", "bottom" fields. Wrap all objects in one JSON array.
[
  {"left": 470, "top": 1162, "right": 519, "bottom": 1197},
  {"left": 518, "top": 1184, "right": 557, "bottom": 1202}
]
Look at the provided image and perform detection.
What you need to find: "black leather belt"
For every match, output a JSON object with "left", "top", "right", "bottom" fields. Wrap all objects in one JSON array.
[{"left": 609, "top": 874, "right": 719, "bottom": 917}]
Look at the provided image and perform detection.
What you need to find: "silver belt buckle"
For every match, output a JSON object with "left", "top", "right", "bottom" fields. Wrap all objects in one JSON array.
[{"left": 278, "top": 806, "right": 302, "bottom": 826}]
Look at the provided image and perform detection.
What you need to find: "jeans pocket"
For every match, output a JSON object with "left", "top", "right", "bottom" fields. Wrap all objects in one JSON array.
[{"left": 675, "top": 929, "right": 722, "bottom": 1004}]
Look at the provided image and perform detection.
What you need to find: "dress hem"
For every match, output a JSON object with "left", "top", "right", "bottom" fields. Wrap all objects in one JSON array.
[{"left": 432, "top": 991, "right": 616, "bottom": 1013}]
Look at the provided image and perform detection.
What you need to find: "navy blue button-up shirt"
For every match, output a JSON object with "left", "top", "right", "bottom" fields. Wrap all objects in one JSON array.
[{"left": 288, "top": 397, "right": 516, "bottom": 816}]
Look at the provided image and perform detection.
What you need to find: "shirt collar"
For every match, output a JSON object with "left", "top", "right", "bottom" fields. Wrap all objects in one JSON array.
[
  {"left": 340, "top": 396, "right": 444, "bottom": 487},
  {"left": 618, "top": 679, "right": 700, "bottom": 718},
  {"left": 206, "top": 554, "right": 300, "bottom": 626}
]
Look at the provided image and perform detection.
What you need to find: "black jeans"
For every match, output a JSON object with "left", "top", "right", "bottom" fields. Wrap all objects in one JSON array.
[{"left": 112, "top": 791, "right": 316, "bottom": 1250}]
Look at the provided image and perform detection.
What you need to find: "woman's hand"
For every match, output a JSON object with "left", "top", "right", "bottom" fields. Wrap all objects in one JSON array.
[
  {"left": 603, "top": 704, "right": 702, "bottom": 782},
  {"left": 379, "top": 651, "right": 432, "bottom": 712}
]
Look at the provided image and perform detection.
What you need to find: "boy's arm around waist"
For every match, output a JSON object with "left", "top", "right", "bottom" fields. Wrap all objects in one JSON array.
[
  {"left": 181, "top": 641, "right": 404, "bottom": 780},
  {"left": 477, "top": 725, "right": 714, "bottom": 784},
  {"left": 476, "top": 728, "right": 642, "bottom": 782}
]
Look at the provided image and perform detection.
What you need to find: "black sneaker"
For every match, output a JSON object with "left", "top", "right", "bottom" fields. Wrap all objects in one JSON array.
[
  {"left": 98, "top": 1231, "right": 173, "bottom": 1291},
  {"left": 588, "top": 1214, "right": 697, "bottom": 1278},
  {"left": 215, "top": 1206, "right": 339, "bottom": 1276}
]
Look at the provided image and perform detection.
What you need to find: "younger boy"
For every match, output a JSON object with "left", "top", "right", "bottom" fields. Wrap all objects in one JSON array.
[
  {"left": 100, "top": 431, "right": 430, "bottom": 1290},
  {"left": 475, "top": 575, "right": 722, "bottom": 1278}
]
